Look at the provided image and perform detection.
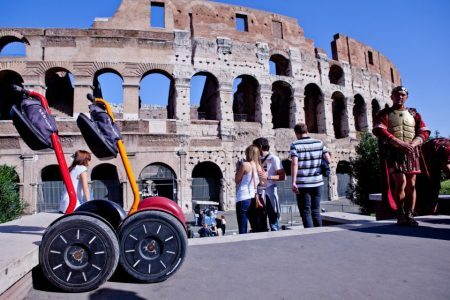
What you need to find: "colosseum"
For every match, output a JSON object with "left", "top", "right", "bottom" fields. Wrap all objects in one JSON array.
[{"left": 0, "top": 0, "right": 400, "bottom": 214}]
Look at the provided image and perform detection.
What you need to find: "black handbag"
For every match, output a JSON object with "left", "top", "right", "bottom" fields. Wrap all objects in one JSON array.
[{"left": 321, "top": 159, "right": 330, "bottom": 177}]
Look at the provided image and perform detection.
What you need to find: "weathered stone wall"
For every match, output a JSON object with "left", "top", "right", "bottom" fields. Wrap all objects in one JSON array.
[{"left": 0, "top": 0, "right": 401, "bottom": 213}]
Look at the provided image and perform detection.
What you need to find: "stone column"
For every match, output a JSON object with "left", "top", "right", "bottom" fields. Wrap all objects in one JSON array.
[
  {"left": 329, "top": 168, "right": 339, "bottom": 201},
  {"left": 176, "top": 150, "right": 190, "bottom": 213},
  {"left": 21, "top": 154, "right": 37, "bottom": 214},
  {"left": 122, "top": 77, "right": 140, "bottom": 120},
  {"left": 347, "top": 97, "right": 356, "bottom": 138},
  {"left": 174, "top": 77, "right": 191, "bottom": 123},
  {"left": 73, "top": 78, "right": 92, "bottom": 116},
  {"left": 218, "top": 82, "right": 235, "bottom": 141},
  {"left": 259, "top": 83, "right": 273, "bottom": 136},
  {"left": 366, "top": 102, "right": 374, "bottom": 132},
  {"left": 292, "top": 84, "right": 305, "bottom": 126},
  {"left": 23, "top": 74, "right": 45, "bottom": 95},
  {"left": 323, "top": 97, "right": 334, "bottom": 137}
]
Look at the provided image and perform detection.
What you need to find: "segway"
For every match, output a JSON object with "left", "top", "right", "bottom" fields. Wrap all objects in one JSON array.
[
  {"left": 76, "top": 94, "right": 187, "bottom": 283},
  {"left": 10, "top": 86, "right": 121, "bottom": 292}
]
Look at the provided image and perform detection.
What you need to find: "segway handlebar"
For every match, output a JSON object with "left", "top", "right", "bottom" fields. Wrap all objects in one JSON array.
[
  {"left": 86, "top": 93, "right": 95, "bottom": 102},
  {"left": 11, "top": 85, "right": 51, "bottom": 110},
  {"left": 11, "top": 84, "right": 26, "bottom": 94}
]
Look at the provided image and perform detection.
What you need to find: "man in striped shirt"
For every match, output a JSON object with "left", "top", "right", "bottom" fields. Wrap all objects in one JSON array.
[{"left": 290, "top": 123, "right": 331, "bottom": 228}]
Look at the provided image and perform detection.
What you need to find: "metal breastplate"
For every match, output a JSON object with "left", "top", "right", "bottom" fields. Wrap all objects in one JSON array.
[{"left": 388, "top": 109, "right": 415, "bottom": 142}]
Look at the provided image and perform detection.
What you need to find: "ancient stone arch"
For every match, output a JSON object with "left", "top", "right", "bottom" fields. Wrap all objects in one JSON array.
[
  {"left": 331, "top": 91, "right": 349, "bottom": 139},
  {"left": 271, "top": 80, "right": 293, "bottom": 129}
]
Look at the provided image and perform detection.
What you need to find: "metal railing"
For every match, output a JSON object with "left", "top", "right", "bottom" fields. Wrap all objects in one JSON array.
[{"left": 36, "top": 180, "right": 123, "bottom": 212}]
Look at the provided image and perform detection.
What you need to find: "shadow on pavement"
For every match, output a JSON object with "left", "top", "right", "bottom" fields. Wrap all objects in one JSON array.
[
  {"left": 89, "top": 288, "right": 145, "bottom": 300},
  {"left": 0, "top": 225, "right": 46, "bottom": 235},
  {"left": 351, "top": 222, "right": 450, "bottom": 241},
  {"left": 32, "top": 265, "right": 60, "bottom": 292}
]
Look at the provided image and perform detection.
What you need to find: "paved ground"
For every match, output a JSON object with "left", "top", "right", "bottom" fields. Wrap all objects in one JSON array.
[{"left": 26, "top": 216, "right": 450, "bottom": 300}]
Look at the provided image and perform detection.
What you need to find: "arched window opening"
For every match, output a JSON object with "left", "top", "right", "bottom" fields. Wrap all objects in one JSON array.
[
  {"left": 332, "top": 92, "right": 349, "bottom": 139},
  {"left": 190, "top": 72, "right": 219, "bottom": 120},
  {"left": 232, "top": 75, "right": 260, "bottom": 122},
  {"left": 353, "top": 94, "right": 368, "bottom": 132},
  {"left": 271, "top": 81, "right": 293, "bottom": 129},
  {"left": 139, "top": 163, "right": 177, "bottom": 202},
  {"left": 304, "top": 83, "right": 324, "bottom": 134},
  {"left": 39, "top": 165, "right": 63, "bottom": 212},
  {"left": 0, "top": 36, "right": 28, "bottom": 57},
  {"left": 0, "top": 42, "right": 25, "bottom": 56},
  {"left": 91, "top": 163, "right": 123, "bottom": 206},
  {"left": 192, "top": 162, "right": 223, "bottom": 210},
  {"left": 93, "top": 69, "right": 124, "bottom": 118},
  {"left": 140, "top": 71, "right": 175, "bottom": 119},
  {"left": 328, "top": 65, "right": 345, "bottom": 86},
  {"left": 0, "top": 70, "right": 23, "bottom": 120},
  {"left": 269, "top": 54, "right": 291, "bottom": 76},
  {"left": 45, "top": 68, "right": 74, "bottom": 117},
  {"left": 371, "top": 99, "right": 380, "bottom": 122},
  {"left": 336, "top": 160, "right": 352, "bottom": 198}
]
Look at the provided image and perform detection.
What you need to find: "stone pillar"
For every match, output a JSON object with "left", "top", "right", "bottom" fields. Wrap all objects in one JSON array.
[
  {"left": 73, "top": 78, "right": 92, "bottom": 116},
  {"left": 292, "top": 85, "right": 305, "bottom": 126},
  {"left": 218, "top": 83, "right": 235, "bottom": 140},
  {"left": 176, "top": 150, "right": 189, "bottom": 213},
  {"left": 259, "top": 83, "right": 273, "bottom": 136},
  {"left": 23, "top": 74, "right": 45, "bottom": 95},
  {"left": 367, "top": 102, "right": 374, "bottom": 132},
  {"left": 122, "top": 77, "right": 140, "bottom": 120},
  {"left": 323, "top": 97, "right": 334, "bottom": 137},
  {"left": 329, "top": 169, "right": 339, "bottom": 201},
  {"left": 21, "top": 154, "right": 37, "bottom": 214},
  {"left": 174, "top": 77, "right": 191, "bottom": 123},
  {"left": 347, "top": 98, "right": 356, "bottom": 138}
]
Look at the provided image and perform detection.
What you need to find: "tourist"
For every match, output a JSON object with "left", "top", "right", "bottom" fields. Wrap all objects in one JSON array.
[
  {"left": 235, "top": 145, "right": 261, "bottom": 234},
  {"left": 290, "top": 123, "right": 331, "bottom": 228},
  {"left": 59, "top": 150, "right": 92, "bottom": 213},
  {"left": 253, "top": 137, "right": 286, "bottom": 231}
]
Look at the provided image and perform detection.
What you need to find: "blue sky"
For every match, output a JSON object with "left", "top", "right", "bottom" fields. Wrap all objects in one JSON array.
[{"left": 0, "top": 0, "right": 448, "bottom": 136}]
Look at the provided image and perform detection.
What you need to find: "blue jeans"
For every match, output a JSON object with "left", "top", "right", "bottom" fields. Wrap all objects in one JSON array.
[
  {"left": 236, "top": 199, "right": 251, "bottom": 234},
  {"left": 264, "top": 185, "right": 280, "bottom": 231},
  {"left": 296, "top": 186, "right": 322, "bottom": 228}
]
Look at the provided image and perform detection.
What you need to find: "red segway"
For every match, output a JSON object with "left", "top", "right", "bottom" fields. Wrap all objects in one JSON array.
[
  {"left": 76, "top": 94, "right": 188, "bottom": 283},
  {"left": 10, "top": 86, "right": 122, "bottom": 292}
]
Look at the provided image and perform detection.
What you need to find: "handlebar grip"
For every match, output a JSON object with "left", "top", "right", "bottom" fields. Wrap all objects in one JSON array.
[
  {"left": 86, "top": 94, "right": 95, "bottom": 102},
  {"left": 11, "top": 84, "right": 27, "bottom": 94}
]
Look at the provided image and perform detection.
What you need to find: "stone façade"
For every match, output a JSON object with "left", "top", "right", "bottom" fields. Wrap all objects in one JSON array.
[{"left": 0, "top": 0, "right": 400, "bottom": 213}]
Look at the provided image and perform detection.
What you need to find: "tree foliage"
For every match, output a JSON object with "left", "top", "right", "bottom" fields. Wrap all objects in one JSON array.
[
  {"left": 349, "top": 132, "right": 381, "bottom": 214},
  {"left": 0, "top": 165, "right": 24, "bottom": 223}
]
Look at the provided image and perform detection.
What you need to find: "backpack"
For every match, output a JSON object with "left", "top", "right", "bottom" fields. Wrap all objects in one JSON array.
[
  {"left": 76, "top": 104, "right": 122, "bottom": 159},
  {"left": 10, "top": 95, "right": 58, "bottom": 150}
]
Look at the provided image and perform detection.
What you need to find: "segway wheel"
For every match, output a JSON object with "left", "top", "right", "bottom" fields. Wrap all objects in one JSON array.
[
  {"left": 39, "top": 214, "right": 119, "bottom": 292},
  {"left": 118, "top": 210, "right": 187, "bottom": 283}
]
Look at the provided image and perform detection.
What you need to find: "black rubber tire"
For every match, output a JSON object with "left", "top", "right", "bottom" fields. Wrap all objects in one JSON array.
[
  {"left": 39, "top": 214, "right": 119, "bottom": 292},
  {"left": 118, "top": 210, "right": 187, "bottom": 283}
]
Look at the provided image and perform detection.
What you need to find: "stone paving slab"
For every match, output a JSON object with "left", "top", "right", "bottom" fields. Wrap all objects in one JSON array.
[{"left": 0, "top": 213, "right": 59, "bottom": 295}]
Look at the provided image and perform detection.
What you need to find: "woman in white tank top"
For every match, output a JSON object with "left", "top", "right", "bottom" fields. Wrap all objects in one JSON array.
[
  {"left": 59, "top": 150, "right": 92, "bottom": 213},
  {"left": 235, "top": 145, "right": 261, "bottom": 234}
]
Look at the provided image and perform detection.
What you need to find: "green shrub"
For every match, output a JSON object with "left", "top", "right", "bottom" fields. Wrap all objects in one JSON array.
[
  {"left": 349, "top": 132, "right": 381, "bottom": 214},
  {"left": 0, "top": 165, "right": 24, "bottom": 223},
  {"left": 440, "top": 179, "right": 450, "bottom": 195}
]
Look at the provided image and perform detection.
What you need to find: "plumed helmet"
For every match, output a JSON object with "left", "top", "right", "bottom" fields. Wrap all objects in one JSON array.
[{"left": 391, "top": 86, "right": 408, "bottom": 95}]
